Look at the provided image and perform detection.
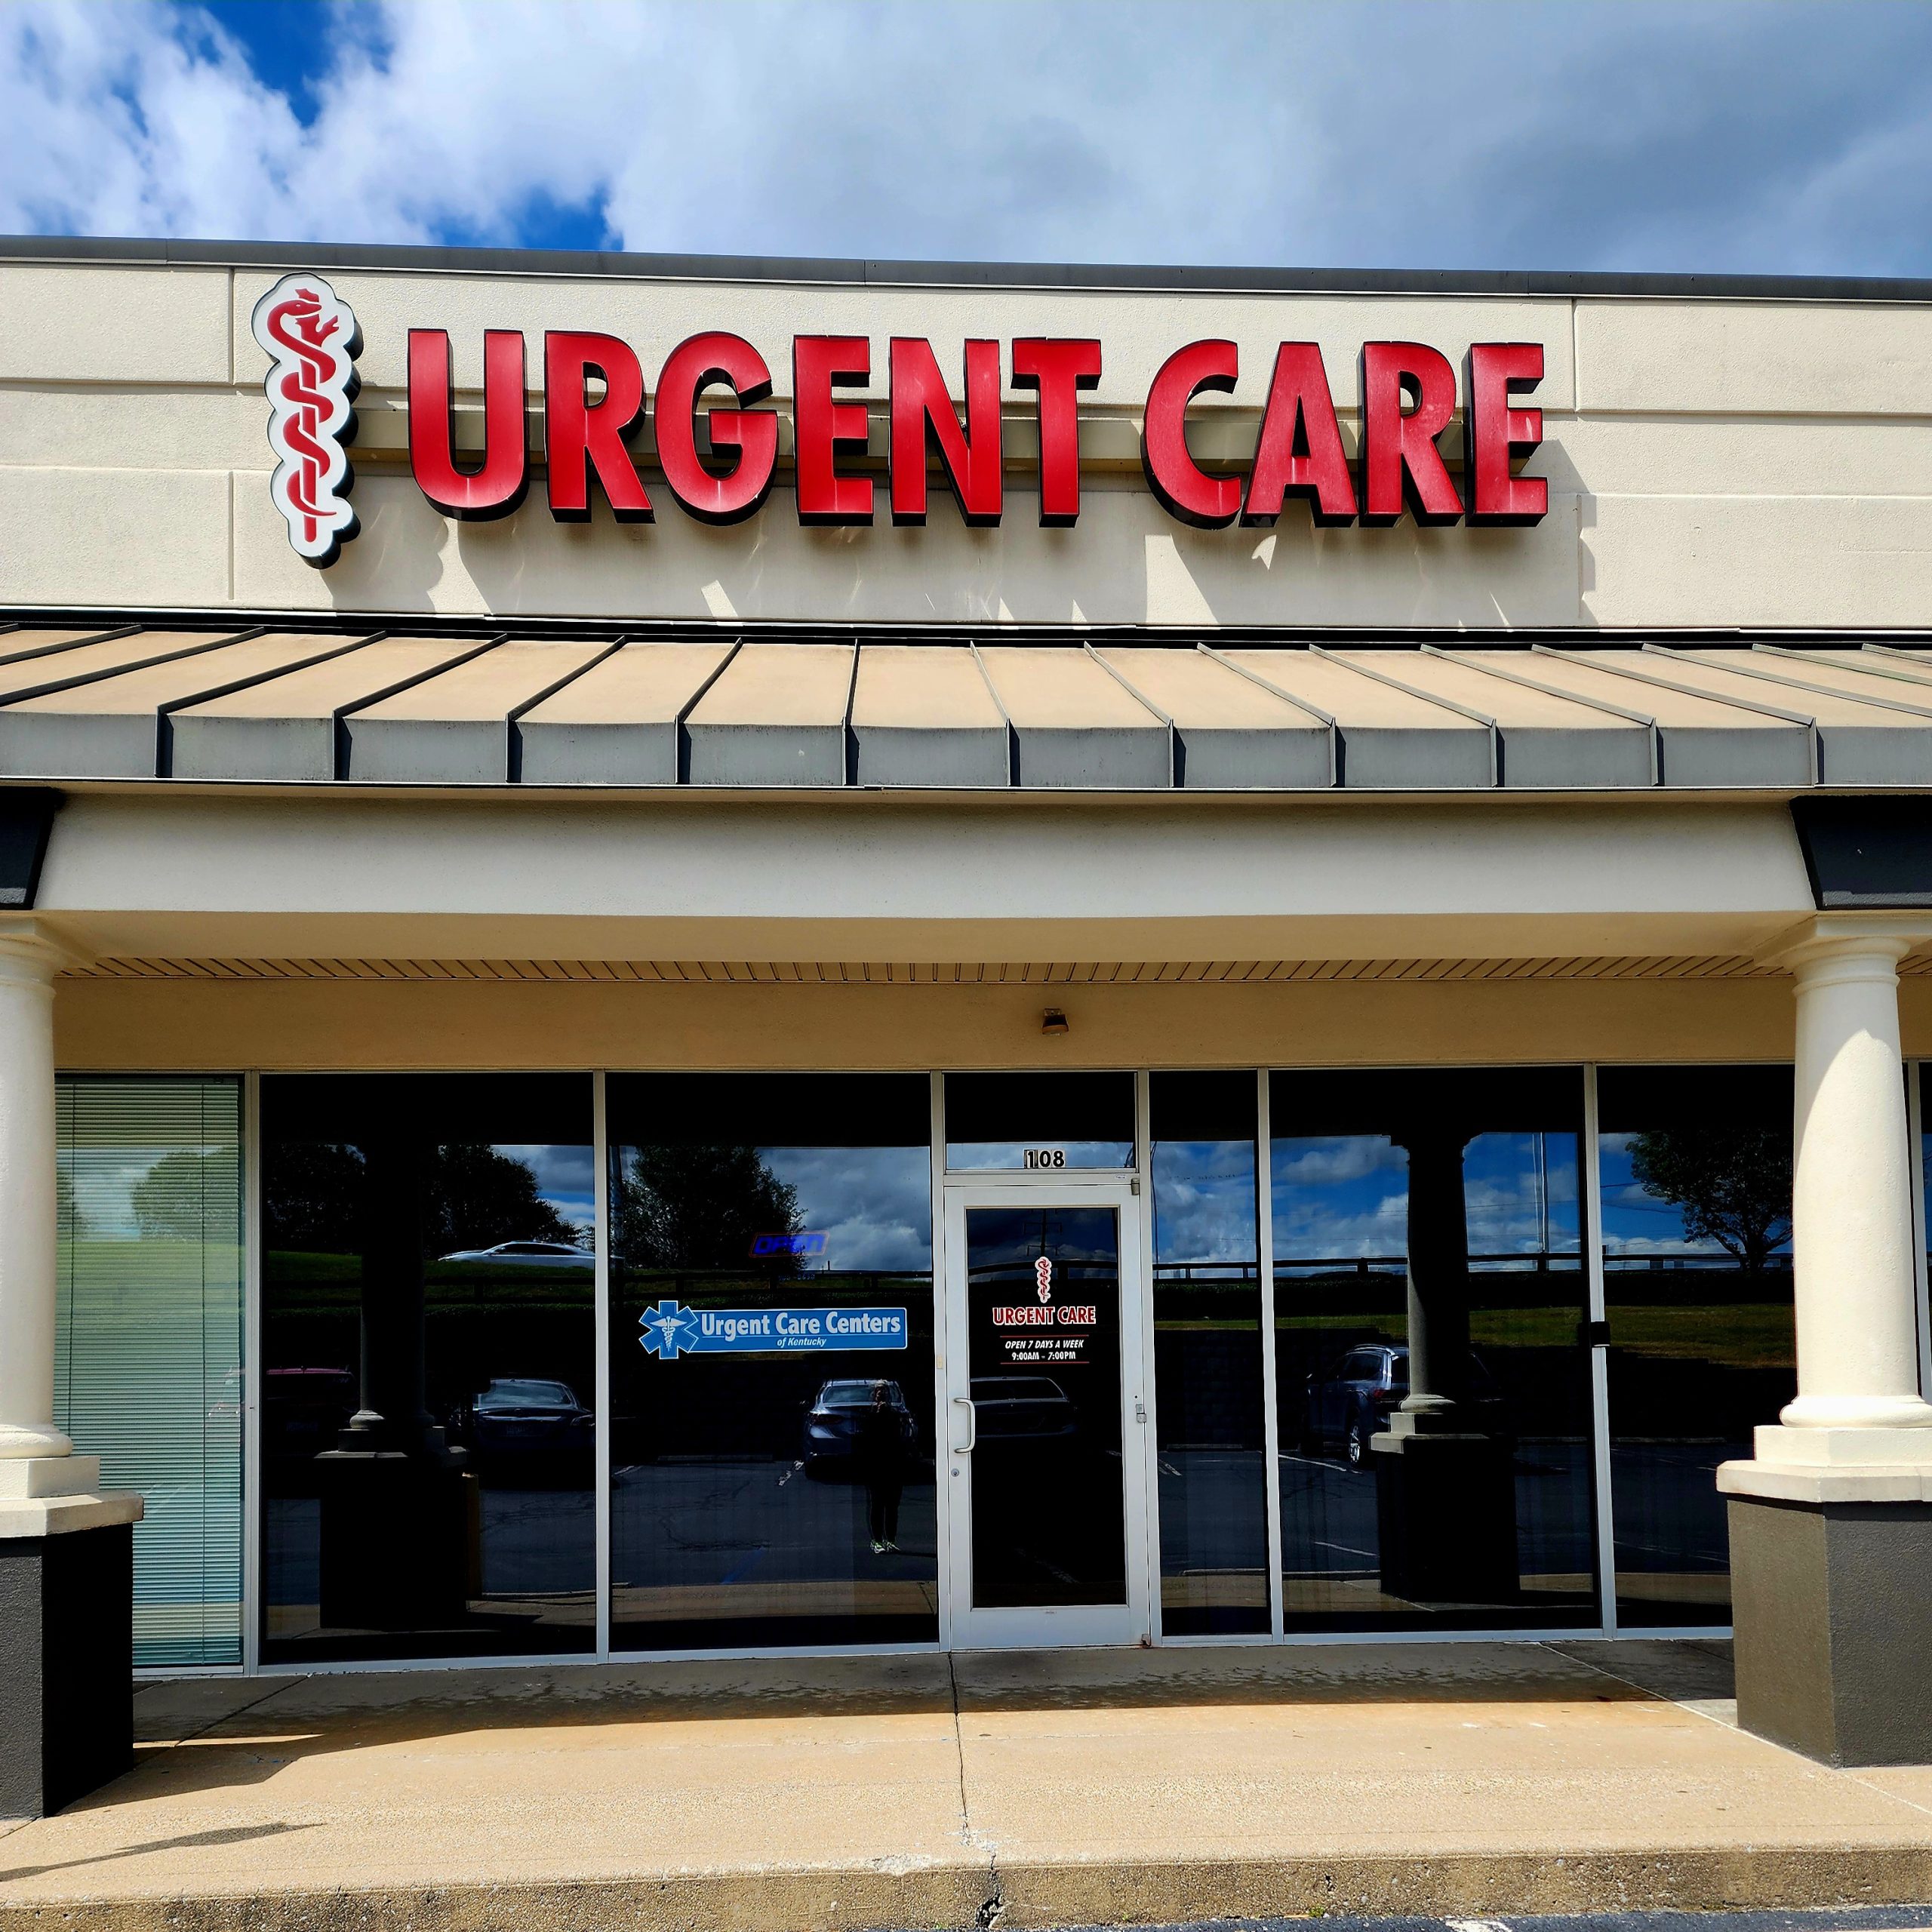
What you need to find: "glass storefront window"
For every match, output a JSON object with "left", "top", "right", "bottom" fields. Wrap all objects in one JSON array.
[
  {"left": 1149, "top": 1071, "right": 1269, "bottom": 1635},
  {"left": 608, "top": 1074, "right": 936, "bottom": 1651},
  {"left": 1270, "top": 1067, "right": 1595, "bottom": 1632},
  {"left": 945, "top": 1072, "right": 1134, "bottom": 1171},
  {"left": 261, "top": 1075, "right": 595, "bottom": 1663},
  {"left": 55, "top": 1076, "right": 244, "bottom": 1669},
  {"left": 1598, "top": 1066, "right": 1795, "bottom": 1629}
]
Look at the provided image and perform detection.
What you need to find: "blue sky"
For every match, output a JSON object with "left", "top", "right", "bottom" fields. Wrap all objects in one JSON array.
[{"left": 5, "top": 0, "right": 1932, "bottom": 273}]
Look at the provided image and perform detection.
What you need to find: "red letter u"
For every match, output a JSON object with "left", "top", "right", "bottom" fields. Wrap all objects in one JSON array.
[{"left": 408, "top": 329, "right": 529, "bottom": 521}]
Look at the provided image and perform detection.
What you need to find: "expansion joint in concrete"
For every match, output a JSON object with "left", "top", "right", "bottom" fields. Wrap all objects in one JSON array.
[{"left": 946, "top": 1654, "right": 1004, "bottom": 1930}]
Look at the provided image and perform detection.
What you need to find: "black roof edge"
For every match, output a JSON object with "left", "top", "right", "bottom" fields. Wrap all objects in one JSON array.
[
  {"left": 5, "top": 608, "right": 1930, "bottom": 650},
  {"left": 6, "top": 233, "right": 1932, "bottom": 305}
]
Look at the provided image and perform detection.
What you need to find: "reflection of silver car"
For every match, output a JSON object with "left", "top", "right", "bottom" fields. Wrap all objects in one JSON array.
[
  {"left": 438, "top": 1240, "right": 592, "bottom": 1266},
  {"left": 802, "top": 1379, "right": 914, "bottom": 1474},
  {"left": 971, "top": 1376, "right": 1079, "bottom": 1444}
]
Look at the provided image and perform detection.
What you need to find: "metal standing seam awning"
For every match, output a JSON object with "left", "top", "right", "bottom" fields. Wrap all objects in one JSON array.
[{"left": 1, "top": 623, "right": 1931, "bottom": 790}]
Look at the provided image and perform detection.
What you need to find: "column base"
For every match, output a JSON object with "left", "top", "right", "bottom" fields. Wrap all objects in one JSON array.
[
  {"left": 1727, "top": 1491, "right": 1932, "bottom": 1767},
  {"left": 0, "top": 1517, "right": 137, "bottom": 1817}
]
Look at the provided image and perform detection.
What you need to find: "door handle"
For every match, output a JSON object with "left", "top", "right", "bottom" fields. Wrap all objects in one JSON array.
[{"left": 950, "top": 1396, "right": 977, "bottom": 1453}]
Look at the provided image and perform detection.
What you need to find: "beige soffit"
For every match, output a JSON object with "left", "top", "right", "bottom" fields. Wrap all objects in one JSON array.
[{"left": 59, "top": 952, "right": 1801, "bottom": 984}]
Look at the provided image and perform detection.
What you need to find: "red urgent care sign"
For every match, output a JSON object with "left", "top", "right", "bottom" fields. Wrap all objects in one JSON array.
[{"left": 256, "top": 279, "right": 1549, "bottom": 568}]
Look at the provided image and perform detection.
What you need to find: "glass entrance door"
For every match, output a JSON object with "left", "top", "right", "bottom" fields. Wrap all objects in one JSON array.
[{"left": 942, "top": 1180, "right": 1151, "bottom": 1647}]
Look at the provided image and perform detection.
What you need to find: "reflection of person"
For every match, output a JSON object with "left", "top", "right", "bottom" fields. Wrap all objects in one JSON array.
[{"left": 854, "top": 1381, "right": 907, "bottom": 1554}]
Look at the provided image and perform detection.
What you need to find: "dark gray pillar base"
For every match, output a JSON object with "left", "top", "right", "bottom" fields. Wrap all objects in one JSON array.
[
  {"left": 0, "top": 1521, "right": 134, "bottom": 1817},
  {"left": 1729, "top": 1493, "right": 1932, "bottom": 1767}
]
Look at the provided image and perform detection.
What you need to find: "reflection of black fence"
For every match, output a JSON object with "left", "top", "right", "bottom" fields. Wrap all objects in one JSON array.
[
  {"left": 1275, "top": 1251, "right": 1585, "bottom": 1276},
  {"left": 1274, "top": 1249, "right": 1792, "bottom": 1275}
]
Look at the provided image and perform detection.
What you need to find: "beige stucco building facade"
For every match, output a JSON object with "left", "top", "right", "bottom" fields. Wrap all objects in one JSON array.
[{"left": 5, "top": 237, "right": 1932, "bottom": 1805}]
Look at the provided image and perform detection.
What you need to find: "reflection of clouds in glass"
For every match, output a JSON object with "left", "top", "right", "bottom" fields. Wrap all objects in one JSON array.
[
  {"left": 494, "top": 1143, "right": 594, "bottom": 1241},
  {"left": 1152, "top": 1140, "right": 1257, "bottom": 1265},
  {"left": 503, "top": 1143, "right": 592, "bottom": 1195},
  {"left": 1270, "top": 1131, "right": 1580, "bottom": 1262},
  {"left": 1275, "top": 1137, "right": 1403, "bottom": 1186},
  {"left": 764, "top": 1145, "right": 931, "bottom": 1272}
]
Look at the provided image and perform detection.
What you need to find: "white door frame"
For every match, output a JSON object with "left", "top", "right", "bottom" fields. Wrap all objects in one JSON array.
[{"left": 940, "top": 1173, "right": 1153, "bottom": 1650}]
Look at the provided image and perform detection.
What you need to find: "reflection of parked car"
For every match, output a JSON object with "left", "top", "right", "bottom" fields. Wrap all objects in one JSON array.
[
  {"left": 802, "top": 1379, "right": 913, "bottom": 1475},
  {"left": 438, "top": 1240, "right": 592, "bottom": 1266},
  {"left": 468, "top": 1378, "right": 593, "bottom": 1462},
  {"left": 971, "top": 1375, "right": 1080, "bottom": 1444},
  {"left": 1300, "top": 1344, "right": 1503, "bottom": 1471}
]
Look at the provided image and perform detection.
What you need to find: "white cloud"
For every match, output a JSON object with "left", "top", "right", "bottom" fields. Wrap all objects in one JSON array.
[{"left": 7, "top": 1, "right": 1932, "bottom": 273}]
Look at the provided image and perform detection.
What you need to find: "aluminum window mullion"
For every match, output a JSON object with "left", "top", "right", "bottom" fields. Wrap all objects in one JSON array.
[
  {"left": 1134, "top": 1069, "right": 1161, "bottom": 1642},
  {"left": 1257, "top": 1067, "right": 1285, "bottom": 1643},
  {"left": 592, "top": 1069, "right": 612, "bottom": 1663},
  {"left": 929, "top": 1071, "right": 953, "bottom": 1651},
  {"left": 1583, "top": 1063, "right": 1617, "bottom": 1640},
  {"left": 242, "top": 1069, "right": 263, "bottom": 1676}
]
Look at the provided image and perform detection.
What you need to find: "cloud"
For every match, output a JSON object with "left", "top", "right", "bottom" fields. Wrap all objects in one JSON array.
[{"left": 7, "top": 1, "right": 1932, "bottom": 273}]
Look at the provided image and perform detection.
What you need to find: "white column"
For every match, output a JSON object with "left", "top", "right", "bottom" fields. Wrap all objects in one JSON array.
[
  {"left": 0, "top": 925, "right": 67, "bottom": 1460},
  {"left": 1781, "top": 932, "right": 1932, "bottom": 1435}
]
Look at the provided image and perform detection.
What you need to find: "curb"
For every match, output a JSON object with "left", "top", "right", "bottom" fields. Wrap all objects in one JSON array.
[{"left": 6, "top": 1848, "right": 1932, "bottom": 1932}]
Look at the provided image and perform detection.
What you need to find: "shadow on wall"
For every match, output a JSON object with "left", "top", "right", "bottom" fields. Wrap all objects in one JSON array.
[{"left": 268, "top": 475, "right": 1580, "bottom": 629}]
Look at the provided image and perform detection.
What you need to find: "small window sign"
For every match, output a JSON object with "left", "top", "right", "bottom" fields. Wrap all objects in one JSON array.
[
  {"left": 750, "top": 1232, "right": 829, "bottom": 1258},
  {"left": 1022, "top": 1148, "right": 1067, "bottom": 1170}
]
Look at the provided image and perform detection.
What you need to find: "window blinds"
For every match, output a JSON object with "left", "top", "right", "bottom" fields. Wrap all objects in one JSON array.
[{"left": 54, "top": 1077, "right": 244, "bottom": 1669}]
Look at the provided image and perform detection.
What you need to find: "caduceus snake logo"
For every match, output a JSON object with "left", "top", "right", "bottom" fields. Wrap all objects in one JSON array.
[
  {"left": 251, "top": 272, "right": 361, "bottom": 568},
  {"left": 1035, "top": 1255, "right": 1054, "bottom": 1304}
]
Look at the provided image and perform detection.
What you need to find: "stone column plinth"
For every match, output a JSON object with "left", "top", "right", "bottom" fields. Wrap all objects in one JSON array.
[
  {"left": 1720, "top": 924, "right": 1932, "bottom": 1766},
  {"left": 0, "top": 923, "right": 143, "bottom": 1820}
]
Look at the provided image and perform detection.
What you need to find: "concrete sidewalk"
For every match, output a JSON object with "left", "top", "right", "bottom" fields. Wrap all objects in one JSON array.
[{"left": 5, "top": 1639, "right": 1932, "bottom": 1931}]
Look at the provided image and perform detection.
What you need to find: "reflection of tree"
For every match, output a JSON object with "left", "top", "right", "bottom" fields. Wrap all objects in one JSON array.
[
  {"left": 131, "top": 1149, "right": 240, "bottom": 1241},
  {"left": 266, "top": 1140, "right": 580, "bottom": 1254},
  {"left": 615, "top": 1144, "right": 801, "bottom": 1269},
  {"left": 427, "top": 1143, "right": 579, "bottom": 1253},
  {"left": 1629, "top": 1126, "right": 1792, "bottom": 1275},
  {"left": 57, "top": 1165, "right": 88, "bottom": 1242},
  {"left": 266, "top": 1142, "right": 365, "bottom": 1251}
]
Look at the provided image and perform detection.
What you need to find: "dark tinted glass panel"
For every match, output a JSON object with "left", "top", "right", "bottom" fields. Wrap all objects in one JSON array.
[
  {"left": 261, "top": 1075, "right": 595, "bottom": 1663},
  {"left": 946, "top": 1072, "right": 1134, "bottom": 1170},
  {"left": 965, "top": 1205, "right": 1127, "bottom": 1607},
  {"left": 608, "top": 1075, "right": 936, "bottom": 1650},
  {"left": 1271, "top": 1068, "right": 1595, "bottom": 1632},
  {"left": 1598, "top": 1066, "right": 1794, "bottom": 1629},
  {"left": 1150, "top": 1072, "right": 1269, "bottom": 1635}
]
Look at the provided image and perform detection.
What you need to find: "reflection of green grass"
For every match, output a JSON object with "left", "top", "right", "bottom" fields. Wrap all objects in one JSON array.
[
  {"left": 265, "top": 1251, "right": 597, "bottom": 1319},
  {"left": 1266, "top": 1303, "right": 1793, "bottom": 1371}
]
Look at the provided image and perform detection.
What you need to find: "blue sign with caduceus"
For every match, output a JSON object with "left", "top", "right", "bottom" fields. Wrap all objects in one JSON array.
[{"left": 639, "top": 1298, "right": 907, "bottom": 1359}]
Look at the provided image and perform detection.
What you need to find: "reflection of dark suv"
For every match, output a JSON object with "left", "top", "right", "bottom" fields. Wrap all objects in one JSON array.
[{"left": 1300, "top": 1345, "right": 1503, "bottom": 1472}]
